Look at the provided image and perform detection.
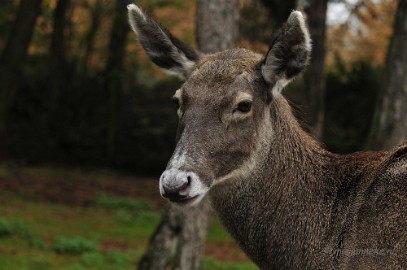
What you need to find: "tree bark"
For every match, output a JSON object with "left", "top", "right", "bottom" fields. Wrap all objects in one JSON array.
[
  {"left": 196, "top": 0, "right": 240, "bottom": 53},
  {"left": 138, "top": 200, "right": 212, "bottom": 270},
  {"left": 302, "top": 0, "right": 327, "bottom": 139},
  {"left": 367, "top": 0, "right": 407, "bottom": 149},
  {"left": 84, "top": 0, "right": 103, "bottom": 71},
  {"left": 137, "top": 1, "right": 240, "bottom": 269},
  {"left": 0, "top": 0, "right": 43, "bottom": 139},
  {"left": 45, "top": 0, "right": 72, "bottom": 127},
  {"left": 1, "top": 0, "right": 42, "bottom": 69},
  {"left": 173, "top": 200, "right": 212, "bottom": 270},
  {"left": 138, "top": 206, "right": 184, "bottom": 270},
  {"left": 105, "top": 0, "right": 130, "bottom": 164},
  {"left": 50, "top": 0, "right": 71, "bottom": 64}
]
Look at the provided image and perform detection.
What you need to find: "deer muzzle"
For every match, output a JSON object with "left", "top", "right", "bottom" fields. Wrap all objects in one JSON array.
[{"left": 159, "top": 168, "right": 209, "bottom": 206}]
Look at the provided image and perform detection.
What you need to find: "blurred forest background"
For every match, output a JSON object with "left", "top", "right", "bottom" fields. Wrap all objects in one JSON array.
[
  {"left": 0, "top": 0, "right": 405, "bottom": 269},
  {"left": 0, "top": 0, "right": 402, "bottom": 175}
]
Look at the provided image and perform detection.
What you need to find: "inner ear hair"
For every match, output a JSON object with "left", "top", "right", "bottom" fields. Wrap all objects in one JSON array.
[
  {"left": 127, "top": 4, "right": 199, "bottom": 79},
  {"left": 261, "top": 11, "right": 312, "bottom": 95}
]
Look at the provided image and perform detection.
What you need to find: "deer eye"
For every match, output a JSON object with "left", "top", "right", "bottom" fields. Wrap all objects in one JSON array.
[{"left": 236, "top": 100, "right": 252, "bottom": 113}]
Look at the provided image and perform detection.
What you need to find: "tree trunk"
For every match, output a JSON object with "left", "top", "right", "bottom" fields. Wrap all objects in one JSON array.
[
  {"left": 84, "top": 0, "right": 103, "bottom": 72},
  {"left": 1, "top": 0, "right": 42, "bottom": 69},
  {"left": 46, "top": 0, "right": 71, "bottom": 117},
  {"left": 173, "top": 200, "right": 212, "bottom": 269},
  {"left": 138, "top": 199, "right": 212, "bottom": 270},
  {"left": 0, "top": 0, "right": 43, "bottom": 139},
  {"left": 138, "top": 205, "right": 184, "bottom": 270},
  {"left": 367, "top": 0, "right": 407, "bottom": 150},
  {"left": 137, "top": 1, "right": 240, "bottom": 269},
  {"left": 50, "top": 0, "right": 71, "bottom": 64},
  {"left": 196, "top": 0, "right": 240, "bottom": 53},
  {"left": 105, "top": 0, "right": 130, "bottom": 164},
  {"left": 302, "top": 0, "right": 327, "bottom": 139}
]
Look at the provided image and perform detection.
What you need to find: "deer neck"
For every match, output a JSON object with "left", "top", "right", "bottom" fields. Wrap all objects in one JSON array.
[{"left": 209, "top": 96, "right": 335, "bottom": 269}]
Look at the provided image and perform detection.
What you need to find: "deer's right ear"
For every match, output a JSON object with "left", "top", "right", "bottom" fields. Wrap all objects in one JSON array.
[
  {"left": 127, "top": 4, "right": 199, "bottom": 79},
  {"left": 261, "top": 11, "right": 311, "bottom": 96}
]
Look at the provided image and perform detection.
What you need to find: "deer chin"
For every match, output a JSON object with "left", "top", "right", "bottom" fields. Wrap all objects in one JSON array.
[{"left": 170, "top": 193, "right": 207, "bottom": 207}]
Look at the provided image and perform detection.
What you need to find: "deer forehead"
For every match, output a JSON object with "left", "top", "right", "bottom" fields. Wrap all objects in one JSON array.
[
  {"left": 179, "top": 49, "right": 262, "bottom": 103},
  {"left": 193, "top": 49, "right": 262, "bottom": 80}
]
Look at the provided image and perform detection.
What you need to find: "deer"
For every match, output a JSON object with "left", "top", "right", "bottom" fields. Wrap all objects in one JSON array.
[{"left": 127, "top": 4, "right": 407, "bottom": 269}]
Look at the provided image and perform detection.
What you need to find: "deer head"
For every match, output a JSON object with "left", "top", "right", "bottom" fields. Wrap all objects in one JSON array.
[{"left": 128, "top": 4, "right": 311, "bottom": 206}]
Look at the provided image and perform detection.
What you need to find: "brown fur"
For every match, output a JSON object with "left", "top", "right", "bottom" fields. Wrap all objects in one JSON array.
[
  {"left": 127, "top": 6, "right": 407, "bottom": 269},
  {"left": 210, "top": 95, "right": 407, "bottom": 269}
]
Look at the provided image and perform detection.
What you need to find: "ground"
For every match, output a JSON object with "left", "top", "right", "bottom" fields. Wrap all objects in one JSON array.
[{"left": 0, "top": 164, "right": 257, "bottom": 269}]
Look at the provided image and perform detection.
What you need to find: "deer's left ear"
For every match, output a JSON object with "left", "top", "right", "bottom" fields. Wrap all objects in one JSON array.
[
  {"left": 127, "top": 4, "right": 199, "bottom": 79},
  {"left": 261, "top": 11, "right": 311, "bottom": 96}
]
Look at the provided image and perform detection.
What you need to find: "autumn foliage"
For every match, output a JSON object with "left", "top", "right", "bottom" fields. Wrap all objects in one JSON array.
[{"left": 0, "top": 0, "right": 399, "bottom": 173}]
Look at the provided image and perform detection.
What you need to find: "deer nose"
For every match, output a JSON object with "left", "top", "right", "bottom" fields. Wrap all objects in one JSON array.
[{"left": 159, "top": 169, "right": 192, "bottom": 201}]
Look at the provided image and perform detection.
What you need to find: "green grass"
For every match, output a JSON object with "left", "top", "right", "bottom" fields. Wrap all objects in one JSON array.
[
  {"left": 0, "top": 169, "right": 258, "bottom": 270},
  {"left": 202, "top": 256, "right": 259, "bottom": 270},
  {"left": 53, "top": 236, "right": 98, "bottom": 254},
  {"left": 0, "top": 192, "right": 158, "bottom": 269},
  {"left": 94, "top": 193, "right": 151, "bottom": 212},
  {"left": 207, "top": 218, "right": 234, "bottom": 242}
]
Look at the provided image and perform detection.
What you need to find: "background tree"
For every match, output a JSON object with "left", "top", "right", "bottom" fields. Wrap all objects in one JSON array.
[
  {"left": 50, "top": 0, "right": 71, "bottom": 65},
  {"left": 105, "top": 0, "right": 131, "bottom": 164},
  {"left": 368, "top": 0, "right": 407, "bottom": 149},
  {"left": 326, "top": 0, "right": 397, "bottom": 66},
  {"left": 302, "top": 0, "right": 328, "bottom": 138},
  {"left": 83, "top": 0, "right": 103, "bottom": 72},
  {"left": 0, "top": 0, "right": 403, "bottom": 268},
  {"left": 46, "top": 0, "right": 72, "bottom": 127},
  {"left": 323, "top": 0, "right": 397, "bottom": 153},
  {"left": 2, "top": 0, "right": 397, "bottom": 170},
  {"left": 137, "top": 1, "right": 240, "bottom": 269},
  {"left": 0, "top": 0, "right": 43, "bottom": 137},
  {"left": 196, "top": 0, "right": 240, "bottom": 52}
]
